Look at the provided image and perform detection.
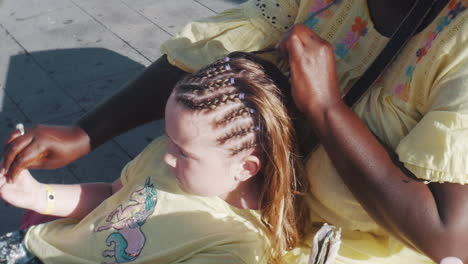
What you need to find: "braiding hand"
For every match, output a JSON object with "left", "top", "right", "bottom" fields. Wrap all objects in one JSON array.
[{"left": 277, "top": 24, "right": 341, "bottom": 119}]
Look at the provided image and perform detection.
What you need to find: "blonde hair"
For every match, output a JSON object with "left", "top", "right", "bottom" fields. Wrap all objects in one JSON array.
[{"left": 174, "top": 52, "right": 309, "bottom": 263}]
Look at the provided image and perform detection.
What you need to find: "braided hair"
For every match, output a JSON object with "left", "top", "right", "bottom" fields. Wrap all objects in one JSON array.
[{"left": 173, "top": 52, "right": 309, "bottom": 263}]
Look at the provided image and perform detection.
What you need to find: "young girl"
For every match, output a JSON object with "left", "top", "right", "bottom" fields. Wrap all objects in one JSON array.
[{"left": 0, "top": 52, "right": 309, "bottom": 264}]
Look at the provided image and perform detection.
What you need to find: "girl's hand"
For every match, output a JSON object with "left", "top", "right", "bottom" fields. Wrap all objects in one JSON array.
[
  {"left": 0, "top": 167, "right": 43, "bottom": 211},
  {"left": 277, "top": 24, "right": 342, "bottom": 119}
]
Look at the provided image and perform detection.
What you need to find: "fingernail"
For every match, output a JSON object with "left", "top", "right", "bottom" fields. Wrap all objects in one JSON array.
[{"left": 440, "top": 257, "right": 464, "bottom": 264}]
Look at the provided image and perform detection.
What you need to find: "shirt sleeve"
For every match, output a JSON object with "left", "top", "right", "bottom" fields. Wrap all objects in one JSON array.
[
  {"left": 160, "top": 2, "right": 296, "bottom": 72},
  {"left": 176, "top": 252, "right": 246, "bottom": 264},
  {"left": 119, "top": 135, "right": 168, "bottom": 185},
  {"left": 396, "top": 59, "right": 468, "bottom": 184}
]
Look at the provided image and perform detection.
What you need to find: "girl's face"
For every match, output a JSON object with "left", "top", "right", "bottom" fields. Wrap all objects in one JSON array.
[{"left": 163, "top": 93, "right": 244, "bottom": 197}]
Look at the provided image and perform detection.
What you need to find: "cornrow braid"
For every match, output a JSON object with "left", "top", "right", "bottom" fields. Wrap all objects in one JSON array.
[
  {"left": 205, "top": 65, "right": 230, "bottom": 78},
  {"left": 178, "top": 77, "right": 234, "bottom": 96},
  {"left": 189, "top": 61, "right": 231, "bottom": 81},
  {"left": 216, "top": 106, "right": 251, "bottom": 126},
  {"left": 207, "top": 77, "right": 234, "bottom": 89},
  {"left": 203, "top": 92, "right": 241, "bottom": 110},
  {"left": 231, "top": 141, "right": 258, "bottom": 156},
  {"left": 177, "top": 92, "right": 242, "bottom": 110},
  {"left": 216, "top": 125, "right": 257, "bottom": 145}
]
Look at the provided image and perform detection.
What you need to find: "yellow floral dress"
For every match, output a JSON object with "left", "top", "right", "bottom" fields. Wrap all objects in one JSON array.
[{"left": 161, "top": 0, "right": 468, "bottom": 263}]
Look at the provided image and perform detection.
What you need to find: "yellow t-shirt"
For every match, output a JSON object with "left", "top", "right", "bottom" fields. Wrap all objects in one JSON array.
[
  {"left": 161, "top": 0, "right": 468, "bottom": 263},
  {"left": 25, "top": 136, "right": 269, "bottom": 264}
]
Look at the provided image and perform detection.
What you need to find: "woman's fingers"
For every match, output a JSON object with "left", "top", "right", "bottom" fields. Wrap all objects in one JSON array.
[
  {"left": 0, "top": 173, "right": 6, "bottom": 188},
  {"left": 7, "top": 147, "right": 45, "bottom": 182},
  {"left": 5, "top": 129, "right": 24, "bottom": 145},
  {"left": 277, "top": 24, "right": 323, "bottom": 59},
  {"left": 288, "top": 34, "right": 305, "bottom": 63},
  {"left": 2, "top": 134, "right": 34, "bottom": 175},
  {"left": 293, "top": 24, "right": 319, "bottom": 46}
]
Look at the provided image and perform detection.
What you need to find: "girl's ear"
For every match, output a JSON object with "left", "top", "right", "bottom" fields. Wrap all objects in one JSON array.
[{"left": 236, "top": 155, "right": 261, "bottom": 182}]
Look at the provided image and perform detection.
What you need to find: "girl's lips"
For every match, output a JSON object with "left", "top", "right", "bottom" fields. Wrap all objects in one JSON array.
[
  {"left": 175, "top": 174, "right": 181, "bottom": 183},
  {"left": 172, "top": 170, "right": 182, "bottom": 184}
]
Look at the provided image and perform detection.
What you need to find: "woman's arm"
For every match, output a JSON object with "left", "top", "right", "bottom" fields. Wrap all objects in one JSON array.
[
  {"left": 308, "top": 100, "right": 468, "bottom": 261},
  {"left": 77, "top": 55, "right": 186, "bottom": 149},
  {"left": 279, "top": 24, "right": 468, "bottom": 262},
  {"left": 2, "top": 55, "right": 186, "bottom": 180},
  {"left": 0, "top": 169, "right": 122, "bottom": 219}
]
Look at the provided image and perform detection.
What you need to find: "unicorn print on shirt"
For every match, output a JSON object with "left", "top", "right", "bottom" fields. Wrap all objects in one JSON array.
[{"left": 95, "top": 178, "right": 158, "bottom": 264}]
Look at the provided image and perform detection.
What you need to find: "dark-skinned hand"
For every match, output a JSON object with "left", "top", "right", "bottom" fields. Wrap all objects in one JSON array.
[
  {"left": 277, "top": 24, "right": 342, "bottom": 120},
  {"left": 2, "top": 125, "right": 90, "bottom": 181}
]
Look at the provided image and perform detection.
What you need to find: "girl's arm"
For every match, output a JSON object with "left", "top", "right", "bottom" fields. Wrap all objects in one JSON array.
[
  {"left": 0, "top": 168, "right": 122, "bottom": 219},
  {"left": 34, "top": 179, "right": 123, "bottom": 219},
  {"left": 279, "top": 24, "right": 468, "bottom": 262}
]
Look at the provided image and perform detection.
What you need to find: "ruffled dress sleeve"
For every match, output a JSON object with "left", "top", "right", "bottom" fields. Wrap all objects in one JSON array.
[
  {"left": 396, "top": 27, "right": 468, "bottom": 184},
  {"left": 160, "top": 0, "right": 299, "bottom": 72}
]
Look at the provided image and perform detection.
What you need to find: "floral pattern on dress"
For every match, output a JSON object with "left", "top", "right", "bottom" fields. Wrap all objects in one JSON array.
[
  {"left": 334, "top": 14, "right": 369, "bottom": 59},
  {"left": 394, "top": 0, "right": 466, "bottom": 101},
  {"left": 305, "top": 0, "right": 336, "bottom": 29},
  {"left": 306, "top": 0, "right": 370, "bottom": 59},
  {"left": 310, "top": 0, "right": 335, "bottom": 18}
]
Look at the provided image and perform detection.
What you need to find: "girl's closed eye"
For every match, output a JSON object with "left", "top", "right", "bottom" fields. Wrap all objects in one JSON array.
[
  {"left": 165, "top": 132, "right": 191, "bottom": 158},
  {"left": 177, "top": 147, "right": 188, "bottom": 157},
  {"left": 174, "top": 141, "right": 193, "bottom": 159}
]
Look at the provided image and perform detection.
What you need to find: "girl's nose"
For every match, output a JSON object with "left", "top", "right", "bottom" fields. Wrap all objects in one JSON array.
[{"left": 163, "top": 152, "right": 177, "bottom": 168}]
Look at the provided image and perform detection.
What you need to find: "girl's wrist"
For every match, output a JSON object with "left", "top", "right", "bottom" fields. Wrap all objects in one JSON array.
[{"left": 32, "top": 183, "right": 54, "bottom": 215}]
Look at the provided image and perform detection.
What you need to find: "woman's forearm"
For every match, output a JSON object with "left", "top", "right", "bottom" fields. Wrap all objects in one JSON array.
[
  {"left": 307, "top": 100, "right": 467, "bottom": 261},
  {"left": 278, "top": 23, "right": 468, "bottom": 261},
  {"left": 33, "top": 182, "right": 115, "bottom": 219},
  {"left": 77, "top": 55, "right": 186, "bottom": 149}
]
